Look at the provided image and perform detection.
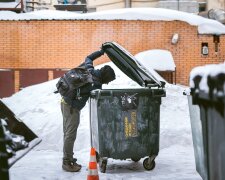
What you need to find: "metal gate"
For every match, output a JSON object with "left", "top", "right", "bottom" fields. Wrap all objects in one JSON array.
[
  {"left": 53, "top": 69, "right": 68, "bottom": 79},
  {"left": 0, "top": 69, "right": 15, "bottom": 98},
  {"left": 19, "top": 69, "right": 48, "bottom": 89}
]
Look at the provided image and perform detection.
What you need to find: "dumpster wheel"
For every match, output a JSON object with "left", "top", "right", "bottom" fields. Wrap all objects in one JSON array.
[
  {"left": 143, "top": 158, "right": 156, "bottom": 170},
  {"left": 99, "top": 158, "right": 108, "bottom": 173}
]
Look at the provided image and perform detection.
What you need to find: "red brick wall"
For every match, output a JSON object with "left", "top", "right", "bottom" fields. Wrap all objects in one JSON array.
[{"left": 0, "top": 20, "right": 224, "bottom": 92}]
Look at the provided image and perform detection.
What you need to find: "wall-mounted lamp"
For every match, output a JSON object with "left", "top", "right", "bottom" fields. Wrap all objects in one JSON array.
[
  {"left": 201, "top": 42, "right": 209, "bottom": 55},
  {"left": 171, "top": 33, "right": 179, "bottom": 45}
]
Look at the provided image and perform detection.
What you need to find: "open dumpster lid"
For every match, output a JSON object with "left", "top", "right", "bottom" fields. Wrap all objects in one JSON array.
[{"left": 102, "top": 42, "right": 164, "bottom": 88}]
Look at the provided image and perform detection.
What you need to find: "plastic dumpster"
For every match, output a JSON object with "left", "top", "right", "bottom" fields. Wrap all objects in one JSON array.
[
  {"left": 189, "top": 63, "right": 225, "bottom": 180},
  {"left": 186, "top": 94, "right": 208, "bottom": 180},
  {"left": 89, "top": 42, "right": 166, "bottom": 172}
]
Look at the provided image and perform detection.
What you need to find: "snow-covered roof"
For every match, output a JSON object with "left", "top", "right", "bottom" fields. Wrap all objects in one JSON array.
[
  {"left": 135, "top": 49, "right": 176, "bottom": 71},
  {"left": 0, "top": 8, "right": 225, "bottom": 34}
]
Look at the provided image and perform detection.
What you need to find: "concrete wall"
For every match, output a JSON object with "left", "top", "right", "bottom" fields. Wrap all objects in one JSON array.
[
  {"left": 157, "top": 1, "right": 199, "bottom": 13},
  {"left": 87, "top": 0, "right": 200, "bottom": 13},
  {"left": 87, "top": 0, "right": 158, "bottom": 10}
]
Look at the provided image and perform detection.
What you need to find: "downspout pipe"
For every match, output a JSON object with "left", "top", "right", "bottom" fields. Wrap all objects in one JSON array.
[{"left": 125, "top": 0, "right": 131, "bottom": 8}]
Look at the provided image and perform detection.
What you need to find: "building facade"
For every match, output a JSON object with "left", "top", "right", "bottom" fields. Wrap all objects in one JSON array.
[
  {"left": 87, "top": 0, "right": 202, "bottom": 13},
  {"left": 0, "top": 19, "right": 224, "bottom": 97},
  {"left": 87, "top": 0, "right": 225, "bottom": 13},
  {"left": 207, "top": 0, "right": 225, "bottom": 10}
]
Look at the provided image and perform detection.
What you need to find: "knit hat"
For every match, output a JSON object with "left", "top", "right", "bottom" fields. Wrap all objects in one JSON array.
[{"left": 100, "top": 65, "right": 116, "bottom": 84}]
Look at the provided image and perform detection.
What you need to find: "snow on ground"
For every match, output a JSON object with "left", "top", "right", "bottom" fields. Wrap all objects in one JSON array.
[
  {"left": 0, "top": 8, "right": 225, "bottom": 34},
  {"left": 2, "top": 62, "right": 202, "bottom": 180}
]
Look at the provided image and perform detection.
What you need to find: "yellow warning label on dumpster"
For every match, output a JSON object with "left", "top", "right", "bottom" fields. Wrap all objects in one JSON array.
[{"left": 124, "top": 110, "right": 138, "bottom": 138}]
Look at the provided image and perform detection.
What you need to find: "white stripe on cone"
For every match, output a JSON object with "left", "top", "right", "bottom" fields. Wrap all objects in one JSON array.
[
  {"left": 88, "top": 169, "right": 98, "bottom": 176},
  {"left": 90, "top": 155, "right": 97, "bottom": 162}
]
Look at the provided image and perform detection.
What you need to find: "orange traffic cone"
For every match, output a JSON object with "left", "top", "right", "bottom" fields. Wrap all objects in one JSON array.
[{"left": 87, "top": 147, "right": 99, "bottom": 180}]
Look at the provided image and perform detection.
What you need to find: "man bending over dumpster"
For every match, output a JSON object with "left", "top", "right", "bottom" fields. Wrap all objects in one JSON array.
[{"left": 60, "top": 48, "right": 116, "bottom": 172}]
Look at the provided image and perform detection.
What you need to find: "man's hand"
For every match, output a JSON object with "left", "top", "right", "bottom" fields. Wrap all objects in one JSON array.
[{"left": 99, "top": 48, "right": 104, "bottom": 56}]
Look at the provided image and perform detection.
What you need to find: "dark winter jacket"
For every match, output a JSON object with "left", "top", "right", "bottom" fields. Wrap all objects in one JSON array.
[{"left": 63, "top": 50, "right": 104, "bottom": 110}]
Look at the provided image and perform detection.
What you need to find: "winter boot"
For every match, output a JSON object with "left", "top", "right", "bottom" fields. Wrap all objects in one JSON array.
[
  {"left": 62, "top": 159, "right": 82, "bottom": 172},
  {"left": 72, "top": 158, "right": 82, "bottom": 168}
]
